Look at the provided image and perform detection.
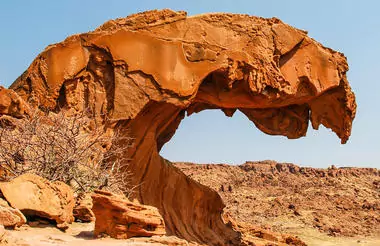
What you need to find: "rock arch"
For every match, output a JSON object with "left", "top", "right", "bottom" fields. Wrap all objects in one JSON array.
[{"left": 9, "top": 10, "right": 356, "bottom": 245}]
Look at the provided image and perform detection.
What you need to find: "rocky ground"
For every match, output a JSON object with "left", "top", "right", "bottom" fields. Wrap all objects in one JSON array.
[
  {"left": 0, "top": 160, "right": 379, "bottom": 245},
  {"left": 1, "top": 222, "right": 193, "bottom": 246},
  {"left": 175, "top": 161, "right": 380, "bottom": 245}
]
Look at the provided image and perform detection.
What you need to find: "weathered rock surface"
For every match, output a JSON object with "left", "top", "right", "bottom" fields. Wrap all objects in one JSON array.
[
  {"left": 0, "top": 87, "right": 29, "bottom": 118},
  {"left": 91, "top": 190, "right": 166, "bottom": 239},
  {"left": 232, "top": 221, "right": 307, "bottom": 246},
  {"left": 0, "top": 198, "right": 26, "bottom": 228},
  {"left": 0, "top": 173, "right": 74, "bottom": 230},
  {"left": 7, "top": 9, "right": 356, "bottom": 245},
  {"left": 73, "top": 193, "right": 95, "bottom": 223}
]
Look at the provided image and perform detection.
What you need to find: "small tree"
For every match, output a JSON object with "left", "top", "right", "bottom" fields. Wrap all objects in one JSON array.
[{"left": 0, "top": 109, "right": 134, "bottom": 196}]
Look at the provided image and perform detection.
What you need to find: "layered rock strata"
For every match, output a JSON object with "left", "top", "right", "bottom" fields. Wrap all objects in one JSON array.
[{"left": 91, "top": 190, "right": 166, "bottom": 239}]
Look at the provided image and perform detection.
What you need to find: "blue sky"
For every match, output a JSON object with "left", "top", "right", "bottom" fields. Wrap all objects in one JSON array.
[{"left": 1, "top": 1, "right": 379, "bottom": 168}]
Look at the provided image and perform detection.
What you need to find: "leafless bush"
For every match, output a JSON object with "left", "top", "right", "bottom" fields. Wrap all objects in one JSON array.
[{"left": 0, "top": 109, "right": 134, "bottom": 197}]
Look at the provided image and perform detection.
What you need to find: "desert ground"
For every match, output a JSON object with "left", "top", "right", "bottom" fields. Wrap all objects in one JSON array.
[
  {"left": 1, "top": 160, "right": 379, "bottom": 245},
  {"left": 176, "top": 161, "right": 380, "bottom": 246}
]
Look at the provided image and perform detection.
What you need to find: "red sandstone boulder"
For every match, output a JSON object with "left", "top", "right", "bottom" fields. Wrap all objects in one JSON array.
[
  {"left": 92, "top": 190, "right": 166, "bottom": 239},
  {"left": 0, "top": 173, "right": 74, "bottom": 230},
  {"left": 0, "top": 198, "right": 26, "bottom": 228},
  {"left": 73, "top": 193, "right": 95, "bottom": 222},
  {"left": 0, "top": 87, "right": 29, "bottom": 118}
]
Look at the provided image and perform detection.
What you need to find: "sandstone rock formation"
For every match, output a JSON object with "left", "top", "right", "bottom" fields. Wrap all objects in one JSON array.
[
  {"left": 0, "top": 173, "right": 75, "bottom": 230},
  {"left": 0, "top": 87, "right": 29, "bottom": 118},
  {"left": 0, "top": 198, "right": 26, "bottom": 228},
  {"left": 73, "top": 193, "right": 95, "bottom": 223},
  {"left": 91, "top": 190, "right": 166, "bottom": 239},
  {"left": 6, "top": 9, "right": 356, "bottom": 245}
]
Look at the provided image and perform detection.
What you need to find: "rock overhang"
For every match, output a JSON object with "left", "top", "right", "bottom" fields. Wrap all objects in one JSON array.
[{"left": 11, "top": 9, "right": 355, "bottom": 144}]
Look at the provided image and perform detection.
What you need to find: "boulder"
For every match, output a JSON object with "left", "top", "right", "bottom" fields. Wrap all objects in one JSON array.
[
  {"left": 73, "top": 193, "right": 95, "bottom": 222},
  {"left": 91, "top": 190, "right": 166, "bottom": 239},
  {"left": 0, "top": 86, "right": 29, "bottom": 118},
  {"left": 0, "top": 173, "right": 74, "bottom": 230},
  {"left": 0, "top": 198, "right": 26, "bottom": 228}
]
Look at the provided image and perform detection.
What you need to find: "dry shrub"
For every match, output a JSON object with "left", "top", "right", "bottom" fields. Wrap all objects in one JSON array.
[{"left": 0, "top": 109, "right": 134, "bottom": 197}]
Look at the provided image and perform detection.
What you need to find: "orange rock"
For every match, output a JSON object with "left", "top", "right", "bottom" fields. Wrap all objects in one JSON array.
[
  {"left": 0, "top": 173, "right": 74, "bottom": 230},
  {"left": 0, "top": 198, "right": 26, "bottom": 228},
  {"left": 91, "top": 190, "right": 166, "bottom": 239},
  {"left": 0, "top": 87, "right": 29, "bottom": 118},
  {"left": 8, "top": 9, "right": 356, "bottom": 245},
  {"left": 73, "top": 193, "right": 95, "bottom": 222},
  {"left": 234, "top": 220, "right": 307, "bottom": 246}
]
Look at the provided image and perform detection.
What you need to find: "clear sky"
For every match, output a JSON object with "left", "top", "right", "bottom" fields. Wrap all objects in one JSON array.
[{"left": 0, "top": 1, "right": 379, "bottom": 168}]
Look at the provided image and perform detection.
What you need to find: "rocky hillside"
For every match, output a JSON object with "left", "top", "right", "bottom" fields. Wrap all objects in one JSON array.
[{"left": 175, "top": 161, "right": 380, "bottom": 239}]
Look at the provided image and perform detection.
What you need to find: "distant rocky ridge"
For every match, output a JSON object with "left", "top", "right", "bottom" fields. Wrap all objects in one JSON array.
[{"left": 175, "top": 161, "right": 380, "bottom": 239}]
